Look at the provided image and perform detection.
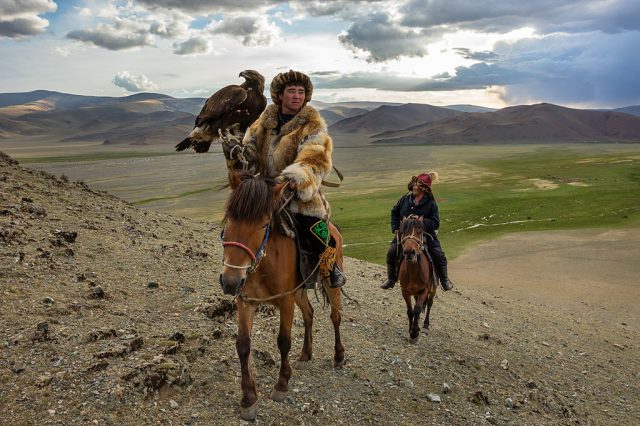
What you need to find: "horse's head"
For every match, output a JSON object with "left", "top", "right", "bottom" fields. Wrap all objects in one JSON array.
[
  {"left": 220, "top": 172, "right": 287, "bottom": 296},
  {"left": 399, "top": 215, "right": 425, "bottom": 264}
]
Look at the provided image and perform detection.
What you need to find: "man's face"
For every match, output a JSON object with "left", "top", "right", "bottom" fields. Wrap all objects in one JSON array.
[{"left": 279, "top": 84, "right": 305, "bottom": 114}]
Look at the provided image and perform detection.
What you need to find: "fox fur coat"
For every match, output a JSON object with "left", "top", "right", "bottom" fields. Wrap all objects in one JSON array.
[{"left": 242, "top": 103, "right": 333, "bottom": 219}]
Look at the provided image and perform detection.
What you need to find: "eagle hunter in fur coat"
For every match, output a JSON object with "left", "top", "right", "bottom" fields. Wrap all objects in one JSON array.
[{"left": 242, "top": 103, "right": 333, "bottom": 220}]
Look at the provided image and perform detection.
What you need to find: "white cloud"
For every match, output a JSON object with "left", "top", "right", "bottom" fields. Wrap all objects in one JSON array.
[
  {"left": 112, "top": 71, "right": 159, "bottom": 92},
  {"left": 0, "top": 0, "right": 57, "bottom": 38},
  {"left": 173, "top": 36, "right": 211, "bottom": 55},
  {"left": 208, "top": 15, "right": 280, "bottom": 46}
]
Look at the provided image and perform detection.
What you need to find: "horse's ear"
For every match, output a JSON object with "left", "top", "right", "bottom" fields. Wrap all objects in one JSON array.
[
  {"left": 402, "top": 215, "right": 407, "bottom": 221},
  {"left": 417, "top": 215, "right": 424, "bottom": 221},
  {"left": 229, "top": 170, "right": 242, "bottom": 189}
]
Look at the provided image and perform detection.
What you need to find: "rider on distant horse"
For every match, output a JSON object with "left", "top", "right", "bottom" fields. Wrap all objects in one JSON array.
[
  {"left": 381, "top": 172, "right": 454, "bottom": 291},
  {"left": 240, "top": 69, "right": 345, "bottom": 288}
]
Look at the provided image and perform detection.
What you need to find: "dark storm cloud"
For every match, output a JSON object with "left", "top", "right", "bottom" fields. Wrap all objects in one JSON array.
[
  {"left": 321, "top": 30, "right": 640, "bottom": 107},
  {"left": 338, "top": 12, "right": 439, "bottom": 62},
  {"left": 0, "top": 0, "right": 57, "bottom": 38},
  {"left": 313, "top": 63, "right": 527, "bottom": 92},
  {"left": 454, "top": 48, "right": 499, "bottom": 62},
  {"left": 291, "top": 0, "right": 387, "bottom": 17},
  {"left": 137, "top": 0, "right": 282, "bottom": 13},
  {"left": 399, "top": 0, "right": 640, "bottom": 34}
]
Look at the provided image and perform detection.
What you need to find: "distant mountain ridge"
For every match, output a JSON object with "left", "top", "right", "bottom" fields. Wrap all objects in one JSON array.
[
  {"left": 1, "top": 90, "right": 639, "bottom": 146},
  {"left": 330, "top": 103, "right": 463, "bottom": 134},
  {"left": 372, "top": 103, "right": 640, "bottom": 145}
]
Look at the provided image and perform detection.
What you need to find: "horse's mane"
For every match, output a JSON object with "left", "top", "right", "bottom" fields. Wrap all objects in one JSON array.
[
  {"left": 399, "top": 215, "right": 424, "bottom": 236},
  {"left": 224, "top": 174, "right": 280, "bottom": 224}
]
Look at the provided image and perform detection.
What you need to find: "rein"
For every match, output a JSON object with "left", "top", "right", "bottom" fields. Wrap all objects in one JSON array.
[{"left": 222, "top": 223, "right": 271, "bottom": 274}]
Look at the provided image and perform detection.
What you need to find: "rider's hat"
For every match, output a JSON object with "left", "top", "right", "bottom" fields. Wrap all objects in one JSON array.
[
  {"left": 270, "top": 69, "right": 313, "bottom": 108},
  {"left": 409, "top": 172, "right": 439, "bottom": 190}
]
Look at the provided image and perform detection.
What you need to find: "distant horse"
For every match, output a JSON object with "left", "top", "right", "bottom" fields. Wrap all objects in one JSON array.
[
  {"left": 219, "top": 172, "right": 345, "bottom": 421},
  {"left": 398, "top": 215, "right": 437, "bottom": 343}
]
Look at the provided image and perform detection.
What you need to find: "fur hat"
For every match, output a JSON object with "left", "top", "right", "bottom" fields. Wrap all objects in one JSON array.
[
  {"left": 408, "top": 172, "right": 439, "bottom": 190},
  {"left": 270, "top": 69, "right": 313, "bottom": 107}
]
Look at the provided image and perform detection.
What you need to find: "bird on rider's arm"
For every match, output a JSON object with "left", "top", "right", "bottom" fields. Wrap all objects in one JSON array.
[{"left": 175, "top": 70, "right": 267, "bottom": 154}]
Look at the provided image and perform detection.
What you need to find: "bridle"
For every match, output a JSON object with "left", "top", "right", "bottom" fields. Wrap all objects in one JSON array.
[
  {"left": 400, "top": 216, "right": 425, "bottom": 261},
  {"left": 222, "top": 222, "right": 271, "bottom": 274}
]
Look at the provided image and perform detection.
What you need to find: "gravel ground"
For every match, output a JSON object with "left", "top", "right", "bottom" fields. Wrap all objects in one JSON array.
[{"left": 1, "top": 151, "right": 638, "bottom": 425}]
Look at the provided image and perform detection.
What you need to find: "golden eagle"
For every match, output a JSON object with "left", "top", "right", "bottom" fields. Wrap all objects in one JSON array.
[{"left": 175, "top": 70, "right": 266, "bottom": 153}]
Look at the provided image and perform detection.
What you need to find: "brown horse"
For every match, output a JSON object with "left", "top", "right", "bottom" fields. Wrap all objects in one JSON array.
[
  {"left": 398, "top": 215, "right": 437, "bottom": 343},
  {"left": 219, "top": 172, "right": 345, "bottom": 421}
]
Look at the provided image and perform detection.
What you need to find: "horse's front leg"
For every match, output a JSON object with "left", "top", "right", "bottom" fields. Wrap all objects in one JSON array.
[
  {"left": 401, "top": 288, "right": 415, "bottom": 341},
  {"left": 235, "top": 299, "right": 257, "bottom": 421},
  {"left": 294, "top": 289, "right": 314, "bottom": 369},
  {"left": 271, "top": 297, "right": 294, "bottom": 402},
  {"left": 409, "top": 295, "right": 423, "bottom": 342}
]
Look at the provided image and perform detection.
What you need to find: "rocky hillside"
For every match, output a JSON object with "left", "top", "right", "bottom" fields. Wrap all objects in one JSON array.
[{"left": 1, "top": 151, "right": 637, "bottom": 425}]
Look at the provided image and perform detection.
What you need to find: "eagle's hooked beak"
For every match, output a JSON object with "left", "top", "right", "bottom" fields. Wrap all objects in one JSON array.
[{"left": 239, "top": 71, "right": 246, "bottom": 78}]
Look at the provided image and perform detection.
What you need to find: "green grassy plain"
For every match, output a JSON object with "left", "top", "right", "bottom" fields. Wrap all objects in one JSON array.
[
  {"left": 331, "top": 146, "right": 640, "bottom": 264},
  {"left": 6, "top": 141, "right": 640, "bottom": 265}
]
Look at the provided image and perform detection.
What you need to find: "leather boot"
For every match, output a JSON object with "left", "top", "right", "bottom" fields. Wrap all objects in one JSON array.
[
  {"left": 430, "top": 246, "right": 454, "bottom": 291},
  {"left": 380, "top": 262, "right": 397, "bottom": 289},
  {"left": 329, "top": 263, "right": 346, "bottom": 288},
  {"left": 300, "top": 249, "right": 320, "bottom": 289}
]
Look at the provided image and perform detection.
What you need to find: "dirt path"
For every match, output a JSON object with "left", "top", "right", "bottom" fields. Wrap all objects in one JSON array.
[{"left": 453, "top": 228, "right": 640, "bottom": 330}]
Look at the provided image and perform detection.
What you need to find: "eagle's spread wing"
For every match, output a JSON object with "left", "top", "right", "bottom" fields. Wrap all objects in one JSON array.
[
  {"left": 176, "top": 70, "right": 266, "bottom": 153},
  {"left": 195, "top": 85, "right": 248, "bottom": 127}
]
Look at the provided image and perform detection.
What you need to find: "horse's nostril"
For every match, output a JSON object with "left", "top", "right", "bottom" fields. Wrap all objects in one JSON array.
[{"left": 240, "top": 277, "right": 246, "bottom": 288}]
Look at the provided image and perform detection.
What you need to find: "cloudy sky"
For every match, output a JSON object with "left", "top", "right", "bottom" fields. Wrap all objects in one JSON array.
[{"left": 1, "top": 0, "right": 639, "bottom": 108}]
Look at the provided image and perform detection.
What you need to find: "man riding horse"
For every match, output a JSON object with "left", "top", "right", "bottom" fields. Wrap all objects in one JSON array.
[
  {"left": 238, "top": 69, "right": 345, "bottom": 288},
  {"left": 381, "top": 172, "right": 454, "bottom": 292}
]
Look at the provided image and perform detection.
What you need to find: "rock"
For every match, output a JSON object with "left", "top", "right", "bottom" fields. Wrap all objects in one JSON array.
[
  {"left": 426, "top": 393, "right": 441, "bottom": 402},
  {"left": 147, "top": 281, "right": 159, "bottom": 289},
  {"left": 402, "top": 379, "right": 414, "bottom": 388},
  {"left": 169, "top": 399, "right": 179, "bottom": 409},
  {"left": 500, "top": 359, "right": 509, "bottom": 370},
  {"left": 33, "top": 321, "right": 50, "bottom": 342},
  {"left": 89, "top": 286, "right": 105, "bottom": 299},
  {"left": 21, "top": 202, "right": 46, "bottom": 216},
  {"left": 253, "top": 349, "right": 276, "bottom": 367},
  {"left": 470, "top": 390, "right": 490, "bottom": 406},
  {"left": 53, "top": 230, "right": 77, "bottom": 243},
  {"left": 505, "top": 397, "right": 514, "bottom": 408},
  {"left": 169, "top": 332, "right": 185, "bottom": 343},
  {"left": 42, "top": 297, "right": 55, "bottom": 305},
  {"left": 443, "top": 383, "right": 451, "bottom": 394}
]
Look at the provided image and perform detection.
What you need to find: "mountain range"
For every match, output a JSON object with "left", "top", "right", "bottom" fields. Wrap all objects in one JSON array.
[{"left": 1, "top": 90, "right": 639, "bottom": 146}]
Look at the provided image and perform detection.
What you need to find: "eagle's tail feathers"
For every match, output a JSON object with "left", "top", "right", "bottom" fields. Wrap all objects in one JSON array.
[
  {"left": 194, "top": 141, "right": 211, "bottom": 153},
  {"left": 175, "top": 137, "right": 192, "bottom": 152}
]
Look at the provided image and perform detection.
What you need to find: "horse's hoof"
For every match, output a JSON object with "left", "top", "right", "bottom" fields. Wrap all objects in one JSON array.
[
  {"left": 294, "top": 360, "right": 309, "bottom": 370},
  {"left": 270, "top": 389, "right": 287, "bottom": 402},
  {"left": 409, "top": 336, "right": 419, "bottom": 344},
  {"left": 334, "top": 358, "right": 346, "bottom": 369},
  {"left": 239, "top": 402, "right": 257, "bottom": 421}
]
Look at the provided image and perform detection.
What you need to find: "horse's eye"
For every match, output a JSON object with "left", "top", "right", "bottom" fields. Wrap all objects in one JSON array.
[{"left": 262, "top": 223, "right": 269, "bottom": 229}]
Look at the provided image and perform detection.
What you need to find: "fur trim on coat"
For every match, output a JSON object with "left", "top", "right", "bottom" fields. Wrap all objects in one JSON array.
[{"left": 242, "top": 104, "right": 333, "bottom": 219}]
